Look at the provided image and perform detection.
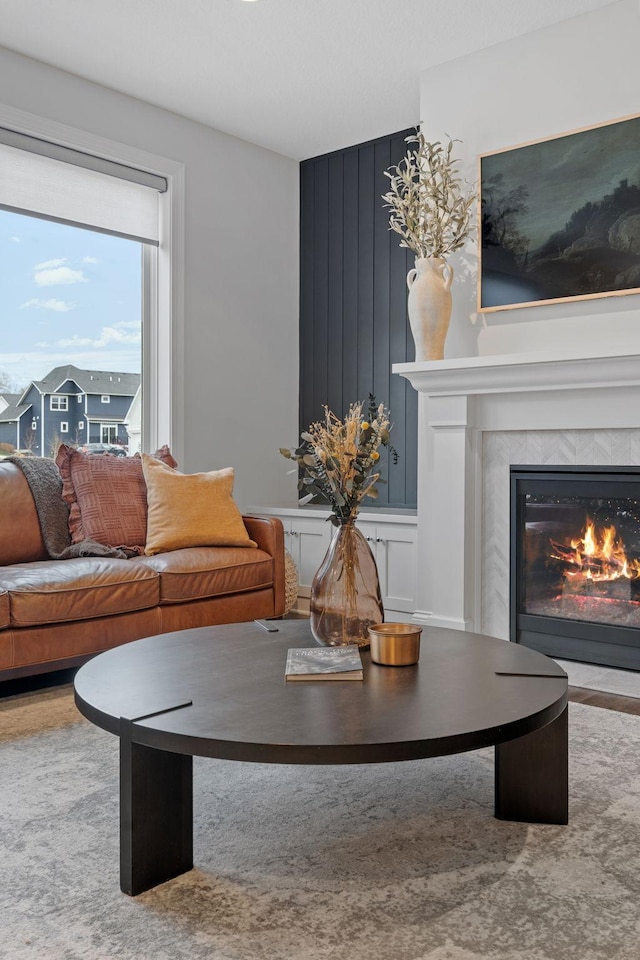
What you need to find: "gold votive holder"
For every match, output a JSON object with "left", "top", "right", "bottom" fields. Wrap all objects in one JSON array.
[{"left": 368, "top": 623, "right": 422, "bottom": 666}]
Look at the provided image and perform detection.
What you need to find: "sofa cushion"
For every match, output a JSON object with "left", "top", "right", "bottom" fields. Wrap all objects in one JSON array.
[
  {"left": 55, "top": 444, "right": 176, "bottom": 551},
  {"left": 136, "top": 547, "right": 273, "bottom": 604},
  {"left": 0, "top": 558, "right": 159, "bottom": 627},
  {"left": 0, "top": 589, "right": 9, "bottom": 630},
  {"left": 141, "top": 456, "right": 257, "bottom": 555},
  {"left": 0, "top": 462, "right": 48, "bottom": 566}
]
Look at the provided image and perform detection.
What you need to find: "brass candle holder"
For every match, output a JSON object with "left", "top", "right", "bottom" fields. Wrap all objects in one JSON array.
[{"left": 368, "top": 623, "right": 422, "bottom": 666}]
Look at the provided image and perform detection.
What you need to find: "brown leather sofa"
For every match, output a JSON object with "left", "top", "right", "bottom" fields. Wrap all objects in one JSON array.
[{"left": 0, "top": 461, "right": 285, "bottom": 681}]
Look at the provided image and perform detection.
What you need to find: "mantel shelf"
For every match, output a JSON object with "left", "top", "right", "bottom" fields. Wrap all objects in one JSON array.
[{"left": 393, "top": 349, "right": 640, "bottom": 397}]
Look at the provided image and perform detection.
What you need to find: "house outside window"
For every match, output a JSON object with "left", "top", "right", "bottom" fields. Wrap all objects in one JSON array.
[
  {"left": 31, "top": 420, "right": 37, "bottom": 430},
  {"left": 77, "top": 395, "right": 83, "bottom": 403},
  {"left": 60, "top": 422, "right": 68, "bottom": 433},
  {"left": 101, "top": 424, "right": 117, "bottom": 444},
  {"left": 78, "top": 421, "right": 84, "bottom": 429},
  {"left": 50, "top": 396, "right": 68, "bottom": 411},
  {"left": 101, "top": 395, "right": 110, "bottom": 404}
]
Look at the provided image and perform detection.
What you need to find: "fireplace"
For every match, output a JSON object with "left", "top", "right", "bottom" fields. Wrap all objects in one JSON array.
[
  {"left": 394, "top": 346, "right": 640, "bottom": 648},
  {"left": 511, "top": 465, "right": 640, "bottom": 669}
]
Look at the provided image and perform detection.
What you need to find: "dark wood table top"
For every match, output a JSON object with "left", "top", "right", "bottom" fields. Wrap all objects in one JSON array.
[{"left": 74, "top": 620, "right": 568, "bottom": 764}]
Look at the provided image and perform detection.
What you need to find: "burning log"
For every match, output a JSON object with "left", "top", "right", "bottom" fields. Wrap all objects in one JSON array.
[
  {"left": 562, "top": 575, "right": 632, "bottom": 601},
  {"left": 549, "top": 539, "right": 628, "bottom": 574},
  {"left": 549, "top": 521, "right": 640, "bottom": 602}
]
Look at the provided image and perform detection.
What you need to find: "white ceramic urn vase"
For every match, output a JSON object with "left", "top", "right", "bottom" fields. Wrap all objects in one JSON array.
[{"left": 406, "top": 257, "right": 453, "bottom": 361}]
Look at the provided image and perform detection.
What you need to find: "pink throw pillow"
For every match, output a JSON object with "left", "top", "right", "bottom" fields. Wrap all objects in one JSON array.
[{"left": 55, "top": 444, "right": 177, "bottom": 550}]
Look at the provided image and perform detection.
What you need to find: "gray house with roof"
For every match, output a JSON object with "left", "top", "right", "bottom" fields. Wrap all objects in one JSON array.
[
  {"left": 0, "top": 365, "right": 140, "bottom": 456},
  {"left": 0, "top": 393, "right": 31, "bottom": 450}
]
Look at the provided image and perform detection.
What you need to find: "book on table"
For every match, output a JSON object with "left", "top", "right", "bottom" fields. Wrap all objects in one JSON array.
[{"left": 284, "top": 646, "right": 363, "bottom": 681}]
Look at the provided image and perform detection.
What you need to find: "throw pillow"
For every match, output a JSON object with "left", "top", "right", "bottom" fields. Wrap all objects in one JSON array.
[
  {"left": 55, "top": 443, "right": 177, "bottom": 550},
  {"left": 141, "top": 454, "right": 257, "bottom": 555}
]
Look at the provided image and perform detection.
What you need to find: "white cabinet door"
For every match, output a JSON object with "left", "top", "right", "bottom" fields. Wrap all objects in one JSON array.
[
  {"left": 357, "top": 521, "right": 380, "bottom": 557},
  {"left": 285, "top": 518, "right": 332, "bottom": 597},
  {"left": 357, "top": 520, "right": 417, "bottom": 615},
  {"left": 375, "top": 523, "right": 417, "bottom": 614}
]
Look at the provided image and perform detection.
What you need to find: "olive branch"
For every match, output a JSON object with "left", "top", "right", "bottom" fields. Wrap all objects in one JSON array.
[{"left": 382, "top": 129, "right": 476, "bottom": 260}]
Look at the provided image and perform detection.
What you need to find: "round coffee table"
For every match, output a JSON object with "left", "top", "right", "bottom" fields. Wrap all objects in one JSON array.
[{"left": 74, "top": 619, "right": 568, "bottom": 895}]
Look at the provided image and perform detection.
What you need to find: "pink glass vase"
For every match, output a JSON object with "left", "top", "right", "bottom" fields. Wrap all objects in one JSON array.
[{"left": 310, "top": 519, "right": 384, "bottom": 648}]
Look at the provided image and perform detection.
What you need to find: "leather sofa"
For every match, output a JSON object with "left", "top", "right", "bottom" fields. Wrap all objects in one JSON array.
[{"left": 0, "top": 461, "right": 285, "bottom": 681}]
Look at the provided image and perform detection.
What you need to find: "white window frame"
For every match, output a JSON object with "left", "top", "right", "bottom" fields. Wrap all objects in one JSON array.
[
  {"left": 0, "top": 104, "right": 185, "bottom": 463},
  {"left": 77, "top": 394, "right": 83, "bottom": 403},
  {"left": 60, "top": 421, "right": 69, "bottom": 433},
  {"left": 78, "top": 421, "right": 84, "bottom": 430},
  {"left": 50, "top": 395, "right": 68, "bottom": 411},
  {"left": 31, "top": 420, "right": 37, "bottom": 430},
  {"left": 101, "top": 395, "right": 111, "bottom": 404},
  {"left": 101, "top": 424, "right": 117, "bottom": 444}
]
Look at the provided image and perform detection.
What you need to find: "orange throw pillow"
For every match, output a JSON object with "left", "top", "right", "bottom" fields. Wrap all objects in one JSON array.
[{"left": 141, "top": 454, "right": 257, "bottom": 555}]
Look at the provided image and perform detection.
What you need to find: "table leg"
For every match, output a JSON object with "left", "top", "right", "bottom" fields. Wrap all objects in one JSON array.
[
  {"left": 494, "top": 705, "right": 568, "bottom": 824},
  {"left": 120, "top": 720, "right": 193, "bottom": 896}
]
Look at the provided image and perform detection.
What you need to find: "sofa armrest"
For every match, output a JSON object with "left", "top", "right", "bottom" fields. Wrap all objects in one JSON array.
[{"left": 242, "top": 515, "right": 286, "bottom": 617}]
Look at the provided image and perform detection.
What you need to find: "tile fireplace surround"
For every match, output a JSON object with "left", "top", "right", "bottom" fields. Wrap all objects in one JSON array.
[{"left": 394, "top": 348, "right": 640, "bottom": 650}]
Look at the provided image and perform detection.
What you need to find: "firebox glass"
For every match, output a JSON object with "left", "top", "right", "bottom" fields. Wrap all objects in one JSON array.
[{"left": 523, "top": 493, "right": 640, "bottom": 628}]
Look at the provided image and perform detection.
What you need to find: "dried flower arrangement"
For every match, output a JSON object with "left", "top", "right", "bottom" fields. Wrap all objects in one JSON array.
[
  {"left": 381, "top": 129, "right": 475, "bottom": 260},
  {"left": 280, "top": 395, "right": 396, "bottom": 526}
]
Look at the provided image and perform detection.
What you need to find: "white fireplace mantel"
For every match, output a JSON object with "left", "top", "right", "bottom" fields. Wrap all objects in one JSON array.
[
  {"left": 394, "top": 349, "right": 640, "bottom": 398},
  {"left": 393, "top": 347, "right": 640, "bottom": 635}
]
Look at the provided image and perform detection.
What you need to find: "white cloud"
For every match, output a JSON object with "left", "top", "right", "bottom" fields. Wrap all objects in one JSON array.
[
  {"left": 9, "top": 236, "right": 20, "bottom": 243},
  {"left": 34, "top": 257, "right": 67, "bottom": 270},
  {"left": 21, "top": 298, "right": 76, "bottom": 312},
  {"left": 83, "top": 256, "right": 98, "bottom": 264},
  {"left": 57, "top": 325, "right": 141, "bottom": 349},
  {"left": 55, "top": 335, "right": 94, "bottom": 348},
  {"left": 34, "top": 266, "right": 87, "bottom": 286},
  {"left": 114, "top": 320, "right": 141, "bottom": 330}
]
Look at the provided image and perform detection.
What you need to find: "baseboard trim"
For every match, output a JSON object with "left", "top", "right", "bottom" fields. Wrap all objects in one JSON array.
[{"left": 411, "top": 611, "right": 473, "bottom": 631}]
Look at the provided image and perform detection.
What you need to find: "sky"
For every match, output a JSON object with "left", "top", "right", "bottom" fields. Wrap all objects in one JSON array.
[{"left": 0, "top": 209, "right": 142, "bottom": 393}]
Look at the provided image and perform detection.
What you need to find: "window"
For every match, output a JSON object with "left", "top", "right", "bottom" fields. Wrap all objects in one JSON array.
[
  {"left": 101, "top": 424, "right": 117, "bottom": 444},
  {"left": 1, "top": 128, "right": 161, "bottom": 458},
  {"left": 0, "top": 106, "right": 184, "bottom": 461},
  {"left": 78, "top": 421, "right": 84, "bottom": 430},
  {"left": 3, "top": 213, "right": 142, "bottom": 457},
  {"left": 60, "top": 422, "right": 68, "bottom": 433},
  {"left": 31, "top": 420, "right": 37, "bottom": 430}
]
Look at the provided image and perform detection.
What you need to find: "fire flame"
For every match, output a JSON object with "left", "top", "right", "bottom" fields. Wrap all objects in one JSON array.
[{"left": 553, "top": 518, "right": 640, "bottom": 582}]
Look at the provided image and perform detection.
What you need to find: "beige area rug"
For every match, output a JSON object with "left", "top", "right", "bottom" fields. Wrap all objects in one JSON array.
[{"left": 1, "top": 685, "right": 639, "bottom": 960}]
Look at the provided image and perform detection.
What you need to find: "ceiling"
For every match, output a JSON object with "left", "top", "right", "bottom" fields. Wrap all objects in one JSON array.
[{"left": 0, "top": 0, "right": 619, "bottom": 160}]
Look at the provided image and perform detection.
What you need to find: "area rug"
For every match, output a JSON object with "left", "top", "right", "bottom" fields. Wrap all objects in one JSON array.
[{"left": 1, "top": 687, "right": 639, "bottom": 960}]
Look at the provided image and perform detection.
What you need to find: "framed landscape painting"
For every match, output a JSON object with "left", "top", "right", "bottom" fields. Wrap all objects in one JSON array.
[{"left": 478, "top": 113, "right": 640, "bottom": 312}]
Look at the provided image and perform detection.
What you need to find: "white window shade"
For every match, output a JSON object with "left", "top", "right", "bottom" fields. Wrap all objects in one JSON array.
[{"left": 0, "top": 140, "right": 162, "bottom": 244}]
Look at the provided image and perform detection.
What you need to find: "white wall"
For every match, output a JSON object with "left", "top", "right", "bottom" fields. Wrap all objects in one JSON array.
[
  {"left": 0, "top": 45, "right": 300, "bottom": 508},
  {"left": 419, "top": 0, "right": 640, "bottom": 360}
]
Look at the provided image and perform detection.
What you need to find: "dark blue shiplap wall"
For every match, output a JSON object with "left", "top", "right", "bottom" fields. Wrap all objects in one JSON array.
[{"left": 299, "top": 129, "right": 418, "bottom": 509}]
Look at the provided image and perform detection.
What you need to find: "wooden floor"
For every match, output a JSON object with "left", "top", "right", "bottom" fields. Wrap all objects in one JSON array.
[{"left": 568, "top": 686, "right": 640, "bottom": 716}]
